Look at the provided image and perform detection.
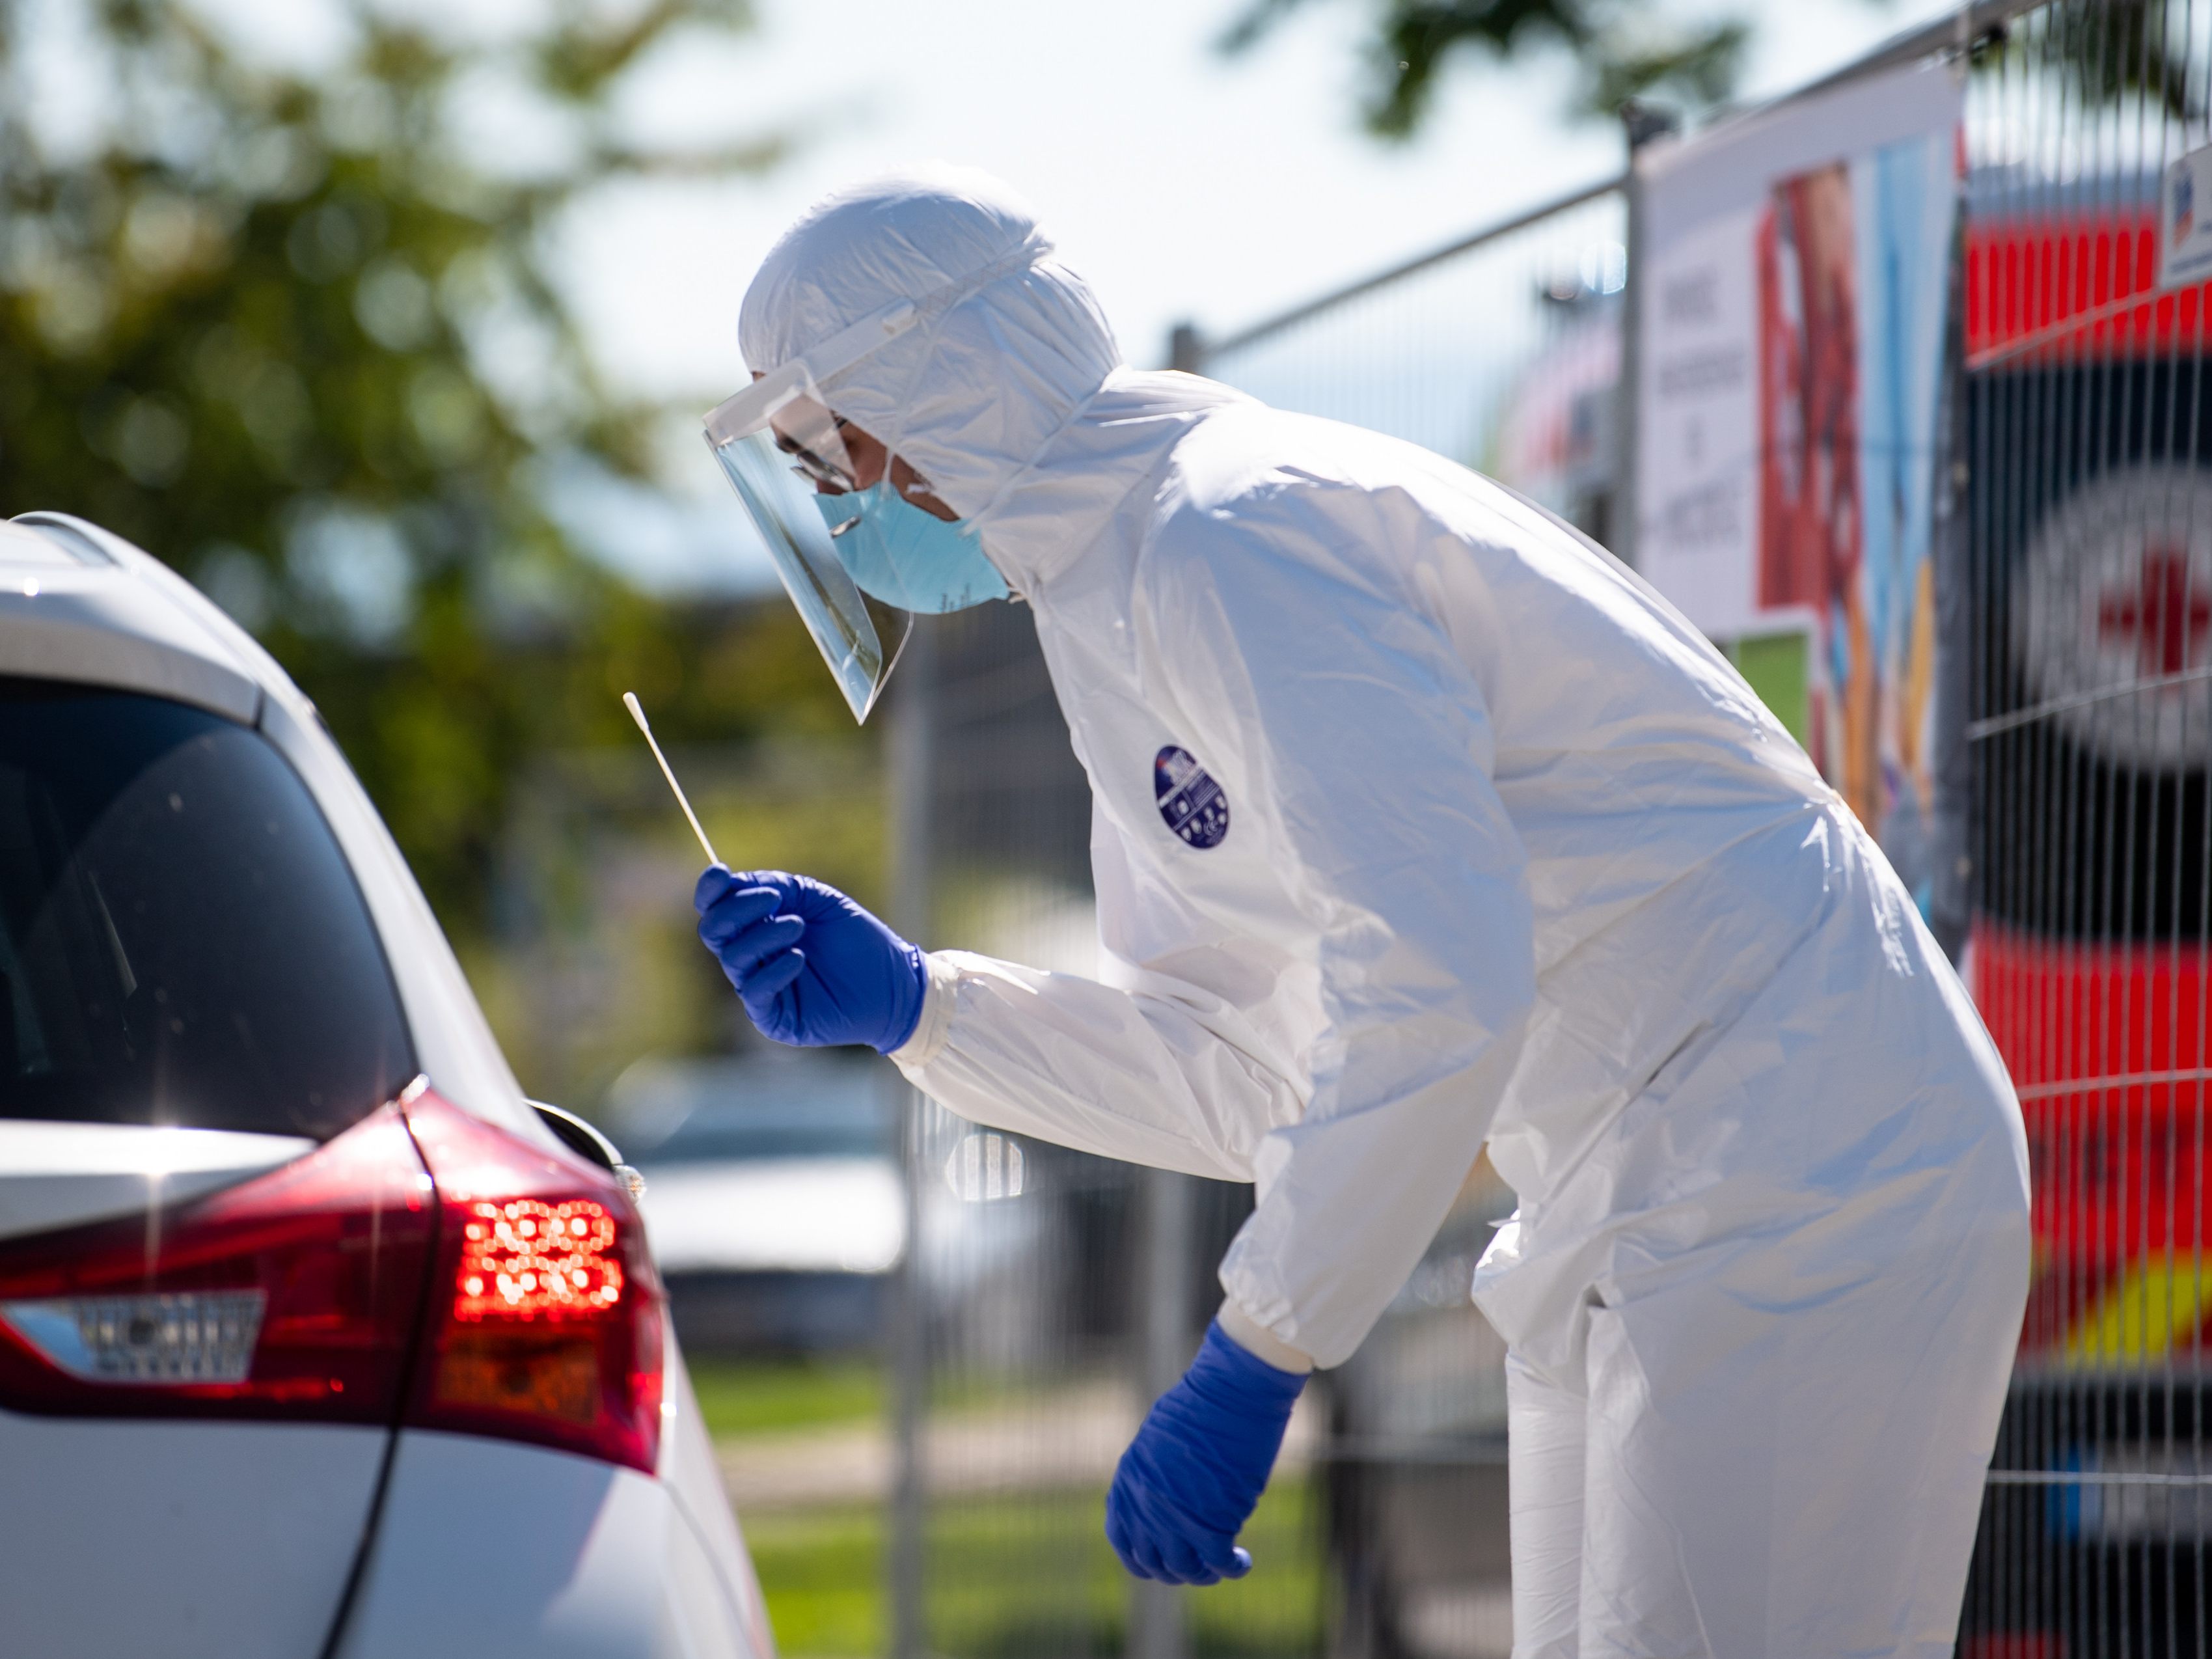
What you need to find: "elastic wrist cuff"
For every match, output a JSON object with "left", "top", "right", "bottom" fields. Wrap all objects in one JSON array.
[
  {"left": 890, "top": 951, "right": 959, "bottom": 1070},
  {"left": 1216, "top": 1299, "right": 1314, "bottom": 1375}
]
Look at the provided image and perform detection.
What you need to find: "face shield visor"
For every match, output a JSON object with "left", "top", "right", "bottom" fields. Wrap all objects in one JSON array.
[{"left": 703, "top": 300, "right": 922, "bottom": 723}]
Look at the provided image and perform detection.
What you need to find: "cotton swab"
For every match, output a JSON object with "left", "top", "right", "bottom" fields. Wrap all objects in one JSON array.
[{"left": 623, "top": 692, "right": 720, "bottom": 866}]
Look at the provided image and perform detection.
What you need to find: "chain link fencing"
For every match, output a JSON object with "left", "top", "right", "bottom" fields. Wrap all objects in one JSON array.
[
  {"left": 883, "top": 4, "right": 2212, "bottom": 1657},
  {"left": 883, "top": 607, "right": 1318, "bottom": 1659},
  {"left": 1954, "top": 5, "right": 2212, "bottom": 1654}
]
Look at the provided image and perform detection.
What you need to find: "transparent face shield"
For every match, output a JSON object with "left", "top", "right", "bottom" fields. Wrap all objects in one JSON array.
[{"left": 702, "top": 300, "right": 920, "bottom": 723}]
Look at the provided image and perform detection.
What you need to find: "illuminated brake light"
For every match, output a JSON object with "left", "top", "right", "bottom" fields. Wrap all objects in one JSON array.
[
  {"left": 403, "top": 1094, "right": 664, "bottom": 1474},
  {"left": 454, "top": 1198, "right": 622, "bottom": 1319}
]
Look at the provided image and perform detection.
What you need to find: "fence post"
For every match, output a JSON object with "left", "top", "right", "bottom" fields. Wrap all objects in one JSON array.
[
  {"left": 1615, "top": 101, "right": 1679, "bottom": 569},
  {"left": 1130, "top": 1165, "right": 1197, "bottom": 1659},
  {"left": 1169, "top": 322, "right": 1205, "bottom": 374},
  {"left": 886, "top": 621, "right": 937, "bottom": 1659},
  {"left": 1123, "top": 314, "right": 1208, "bottom": 1659},
  {"left": 1928, "top": 206, "right": 1973, "bottom": 965}
]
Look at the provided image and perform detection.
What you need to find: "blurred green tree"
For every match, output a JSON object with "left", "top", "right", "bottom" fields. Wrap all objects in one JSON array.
[
  {"left": 1232, "top": 0, "right": 2207, "bottom": 141},
  {"left": 2032, "top": 0, "right": 2202, "bottom": 120},
  {"left": 0, "top": 0, "right": 851, "bottom": 942},
  {"left": 1217, "top": 0, "right": 1749, "bottom": 137}
]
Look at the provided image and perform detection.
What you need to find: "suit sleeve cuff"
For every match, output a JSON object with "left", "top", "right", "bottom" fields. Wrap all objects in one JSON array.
[
  {"left": 890, "top": 950, "right": 961, "bottom": 1071},
  {"left": 1217, "top": 1298, "right": 1314, "bottom": 1375}
]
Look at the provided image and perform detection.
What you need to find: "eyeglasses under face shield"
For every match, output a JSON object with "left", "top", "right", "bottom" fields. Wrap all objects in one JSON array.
[{"left": 703, "top": 300, "right": 920, "bottom": 723}]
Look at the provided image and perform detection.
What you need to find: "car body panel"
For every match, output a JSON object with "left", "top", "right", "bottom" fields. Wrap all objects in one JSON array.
[
  {"left": 0, "top": 1414, "right": 385, "bottom": 1659},
  {"left": 659, "top": 1335, "right": 776, "bottom": 1658},
  {"left": 0, "top": 513, "right": 765, "bottom": 1656},
  {"left": 0, "top": 521, "right": 262, "bottom": 723},
  {"left": 0, "top": 1121, "right": 316, "bottom": 1240},
  {"left": 335, "top": 1429, "right": 762, "bottom": 1659}
]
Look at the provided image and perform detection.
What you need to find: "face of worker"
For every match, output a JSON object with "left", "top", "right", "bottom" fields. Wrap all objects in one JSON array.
[
  {"left": 747, "top": 367, "right": 964, "bottom": 523},
  {"left": 831, "top": 420, "right": 961, "bottom": 523}
]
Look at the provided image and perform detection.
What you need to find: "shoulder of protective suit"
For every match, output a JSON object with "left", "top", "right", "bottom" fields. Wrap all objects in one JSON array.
[{"left": 1137, "top": 404, "right": 1461, "bottom": 603}]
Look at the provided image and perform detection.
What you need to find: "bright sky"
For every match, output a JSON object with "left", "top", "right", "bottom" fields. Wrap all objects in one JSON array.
[
  {"left": 564, "top": 0, "right": 1963, "bottom": 403},
  {"left": 57, "top": 0, "right": 1967, "bottom": 591},
  {"left": 543, "top": 0, "right": 1965, "bottom": 588}
]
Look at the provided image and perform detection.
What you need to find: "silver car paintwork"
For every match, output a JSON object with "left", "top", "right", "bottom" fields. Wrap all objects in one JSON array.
[{"left": 0, "top": 513, "right": 770, "bottom": 1658}]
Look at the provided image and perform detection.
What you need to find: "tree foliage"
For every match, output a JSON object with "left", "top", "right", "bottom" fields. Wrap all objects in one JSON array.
[
  {"left": 2004, "top": 0, "right": 2204, "bottom": 123},
  {"left": 1231, "top": 0, "right": 2212, "bottom": 141},
  {"left": 0, "top": 0, "right": 846, "bottom": 936},
  {"left": 1218, "top": 0, "right": 1748, "bottom": 138}
]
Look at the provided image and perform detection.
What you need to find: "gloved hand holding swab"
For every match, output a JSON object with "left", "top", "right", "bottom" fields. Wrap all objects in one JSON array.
[{"left": 623, "top": 691, "right": 718, "bottom": 866}]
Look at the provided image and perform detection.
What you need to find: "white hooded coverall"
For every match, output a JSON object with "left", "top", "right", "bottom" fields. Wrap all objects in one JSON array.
[{"left": 740, "top": 167, "right": 2032, "bottom": 1658}]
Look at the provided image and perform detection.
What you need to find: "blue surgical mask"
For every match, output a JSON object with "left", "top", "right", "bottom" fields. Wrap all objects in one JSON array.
[{"left": 812, "top": 483, "right": 1010, "bottom": 613}]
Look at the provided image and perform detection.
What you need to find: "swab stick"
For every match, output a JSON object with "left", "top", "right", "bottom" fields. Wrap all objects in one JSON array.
[{"left": 623, "top": 692, "right": 719, "bottom": 866}]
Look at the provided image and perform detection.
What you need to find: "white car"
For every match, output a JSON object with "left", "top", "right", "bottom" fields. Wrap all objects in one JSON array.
[{"left": 0, "top": 512, "right": 774, "bottom": 1659}]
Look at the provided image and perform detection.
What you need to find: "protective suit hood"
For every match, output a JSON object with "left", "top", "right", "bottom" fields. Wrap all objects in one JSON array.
[{"left": 739, "top": 165, "right": 1124, "bottom": 551}]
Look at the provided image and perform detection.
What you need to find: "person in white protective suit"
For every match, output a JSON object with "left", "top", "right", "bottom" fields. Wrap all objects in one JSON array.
[{"left": 689, "top": 164, "right": 2032, "bottom": 1657}]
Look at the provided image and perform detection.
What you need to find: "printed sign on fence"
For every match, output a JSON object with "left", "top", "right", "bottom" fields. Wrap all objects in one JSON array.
[
  {"left": 2159, "top": 141, "right": 2212, "bottom": 289},
  {"left": 1634, "top": 62, "right": 1959, "bottom": 897}
]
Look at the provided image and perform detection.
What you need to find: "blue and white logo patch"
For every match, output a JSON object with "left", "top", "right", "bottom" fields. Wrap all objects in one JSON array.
[{"left": 1154, "top": 745, "right": 1229, "bottom": 849}]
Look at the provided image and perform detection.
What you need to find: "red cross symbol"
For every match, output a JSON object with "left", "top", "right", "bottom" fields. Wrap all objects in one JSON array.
[{"left": 2097, "top": 543, "right": 2211, "bottom": 676}]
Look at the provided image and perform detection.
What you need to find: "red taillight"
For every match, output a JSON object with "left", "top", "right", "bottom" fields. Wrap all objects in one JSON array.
[
  {"left": 0, "top": 1103, "right": 435, "bottom": 1419},
  {"left": 0, "top": 1089, "right": 666, "bottom": 1475},
  {"left": 403, "top": 1093, "right": 664, "bottom": 1474}
]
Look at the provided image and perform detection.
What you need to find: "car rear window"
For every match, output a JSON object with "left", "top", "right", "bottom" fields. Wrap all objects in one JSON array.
[{"left": 0, "top": 679, "right": 414, "bottom": 1138}]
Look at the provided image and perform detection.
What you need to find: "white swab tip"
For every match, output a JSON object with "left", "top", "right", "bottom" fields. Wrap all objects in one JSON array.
[{"left": 622, "top": 691, "right": 648, "bottom": 729}]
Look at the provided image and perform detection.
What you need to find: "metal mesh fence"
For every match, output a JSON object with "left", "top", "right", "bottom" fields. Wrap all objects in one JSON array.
[
  {"left": 1197, "top": 185, "right": 1628, "bottom": 547},
  {"left": 887, "top": 603, "right": 1324, "bottom": 1659},
  {"left": 898, "top": 604, "right": 1144, "bottom": 1659},
  {"left": 886, "top": 6, "right": 2212, "bottom": 1658},
  {"left": 1957, "top": 6, "right": 2212, "bottom": 1654}
]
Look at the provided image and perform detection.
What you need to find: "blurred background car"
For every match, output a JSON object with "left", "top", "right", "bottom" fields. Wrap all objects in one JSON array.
[
  {"left": 609, "top": 1053, "right": 904, "bottom": 1355},
  {"left": 608, "top": 1050, "right": 1061, "bottom": 1373},
  {"left": 0, "top": 512, "right": 772, "bottom": 1659}
]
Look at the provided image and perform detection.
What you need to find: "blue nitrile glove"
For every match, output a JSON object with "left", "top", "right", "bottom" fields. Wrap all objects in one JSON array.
[
  {"left": 694, "top": 867, "right": 927, "bottom": 1052},
  {"left": 1105, "top": 1319, "right": 1308, "bottom": 1585}
]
